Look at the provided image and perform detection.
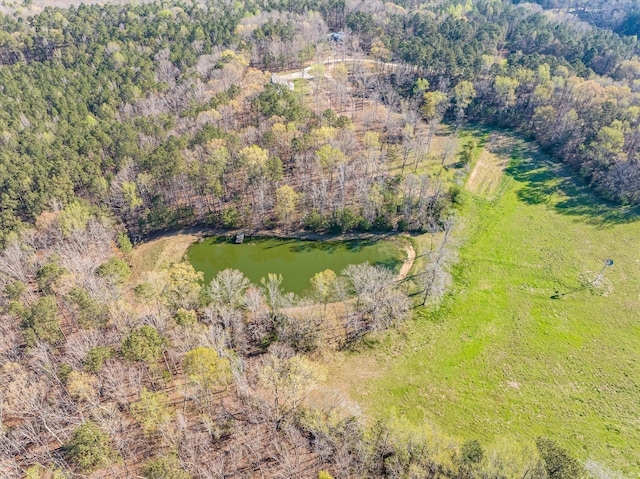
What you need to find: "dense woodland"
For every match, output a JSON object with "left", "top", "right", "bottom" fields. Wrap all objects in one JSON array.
[
  {"left": 0, "top": 0, "right": 638, "bottom": 477},
  {"left": 512, "top": 0, "right": 640, "bottom": 36},
  {"left": 0, "top": 0, "right": 637, "bottom": 245}
]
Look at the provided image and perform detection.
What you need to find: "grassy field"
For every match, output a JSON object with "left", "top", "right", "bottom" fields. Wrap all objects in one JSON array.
[{"left": 328, "top": 135, "right": 640, "bottom": 475}]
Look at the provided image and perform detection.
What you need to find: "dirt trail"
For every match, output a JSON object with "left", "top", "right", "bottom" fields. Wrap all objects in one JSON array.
[
  {"left": 397, "top": 242, "right": 416, "bottom": 281},
  {"left": 273, "top": 57, "right": 406, "bottom": 82}
]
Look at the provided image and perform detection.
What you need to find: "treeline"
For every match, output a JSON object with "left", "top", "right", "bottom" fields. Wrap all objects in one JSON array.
[
  {"left": 0, "top": 0, "right": 638, "bottom": 246},
  {"left": 511, "top": 0, "right": 640, "bottom": 37},
  {"left": 470, "top": 62, "right": 640, "bottom": 203},
  {"left": 0, "top": 0, "right": 466, "bottom": 245},
  {"left": 0, "top": 206, "right": 589, "bottom": 478}
]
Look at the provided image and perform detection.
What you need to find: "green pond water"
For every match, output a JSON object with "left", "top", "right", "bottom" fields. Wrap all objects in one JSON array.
[{"left": 187, "top": 236, "right": 405, "bottom": 295}]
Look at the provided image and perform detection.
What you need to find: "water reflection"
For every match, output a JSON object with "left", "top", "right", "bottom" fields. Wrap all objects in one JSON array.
[{"left": 188, "top": 236, "right": 403, "bottom": 295}]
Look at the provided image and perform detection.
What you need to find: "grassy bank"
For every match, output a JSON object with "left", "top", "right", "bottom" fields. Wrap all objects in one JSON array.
[{"left": 328, "top": 137, "right": 640, "bottom": 474}]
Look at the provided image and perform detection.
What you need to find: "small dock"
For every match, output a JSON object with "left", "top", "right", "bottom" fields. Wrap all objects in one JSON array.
[{"left": 234, "top": 233, "right": 244, "bottom": 244}]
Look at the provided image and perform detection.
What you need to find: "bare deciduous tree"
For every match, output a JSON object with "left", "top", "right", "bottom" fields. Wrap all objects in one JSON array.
[
  {"left": 420, "top": 217, "right": 456, "bottom": 306},
  {"left": 343, "top": 263, "right": 410, "bottom": 333}
]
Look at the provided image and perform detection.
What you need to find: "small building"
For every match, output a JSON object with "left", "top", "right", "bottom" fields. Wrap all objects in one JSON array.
[{"left": 234, "top": 233, "right": 244, "bottom": 244}]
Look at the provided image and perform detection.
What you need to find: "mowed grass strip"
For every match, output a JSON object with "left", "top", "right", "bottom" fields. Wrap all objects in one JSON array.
[
  {"left": 328, "top": 137, "right": 640, "bottom": 474},
  {"left": 466, "top": 133, "right": 511, "bottom": 199}
]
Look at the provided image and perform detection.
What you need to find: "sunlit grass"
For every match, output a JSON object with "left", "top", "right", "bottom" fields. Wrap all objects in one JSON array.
[{"left": 328, "top": 135, "right": 640, "bottom": 474}]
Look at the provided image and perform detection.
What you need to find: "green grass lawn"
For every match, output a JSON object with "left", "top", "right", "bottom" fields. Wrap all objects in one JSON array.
[{"left": 329, "top": 136, "right": 640, "bottom": 475}]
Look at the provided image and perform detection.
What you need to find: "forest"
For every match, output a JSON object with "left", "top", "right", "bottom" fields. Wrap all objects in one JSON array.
[
  {"left": 0, "top": 0, "right": 638, "bottom": 477},
  {"left": 512, "top": 0, "right": 640, "bottom": 35},
  {"left": 0, "top": 0, "right": 637, "bottom": 245}
]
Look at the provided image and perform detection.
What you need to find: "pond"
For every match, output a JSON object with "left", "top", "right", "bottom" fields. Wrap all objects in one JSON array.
[{"left": 187, "top": 236, "right": 406, "bottom": 295}]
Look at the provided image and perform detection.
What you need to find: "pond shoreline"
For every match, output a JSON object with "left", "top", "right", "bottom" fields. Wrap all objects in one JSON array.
[
  {"left": 134, "top": 225, "right": 417, "bottom": 287},
  {"left": 138, "top": 223, "right": 415, "bottom": 245}
]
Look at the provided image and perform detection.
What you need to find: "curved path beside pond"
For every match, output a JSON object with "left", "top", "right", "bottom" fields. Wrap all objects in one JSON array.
[
  {"left": 134, "top": 225, "right": 416, "bottom": 290},
  {"left": 397, "top": 243, "right": 416, "bottom": 281}
]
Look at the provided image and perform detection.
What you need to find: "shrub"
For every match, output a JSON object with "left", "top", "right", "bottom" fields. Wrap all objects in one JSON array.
[
  {"left": 96, "top": 257, "right": 130, "bottom": 284},
  {"left": 4, "top": 281, "right": 26, "bottom": 300},
  {"left": 329, "top": 208, "right": 358, "bottom": 233},
  {"left": 356, "top": 216, "right": 371, "bottom": 232},
  {"left": 21, "top": 295, "right": 61, "bottom": 346},
  {"left": 222, "top": 206, "right": 241, "bottom": 228},
  {"left": 142, "top": 455, "right": 191, "bottom": 479},
  {"left": 183, "top": 347, "right": 231, "bottom": 392},
  {"left": 173, "top": 308, "right": 197, "bottom": 326},
  {"left": 25, "top": 464, "right": 66, "bottom": 479},
  {"left": 58, "top": 363, "right": 73, "bottom": 382},
  {"left": 335, "top": 115, "right": 352, "bottom": 128},
  {"left": 449, "top": 184, "right": 466, "bottom": 206},
  {"left": 121, "top": 326, "right": 169, "bottom": 363},
  {"left": 67, "top": 287, "right": 109, "bottom": 329},
  {"left": 372, "top": 215, "right": 393, "bottom": 231},
  {"left": 134, "top": 282, "right": 155, "bottom": 300},
  {"left": 66, "top": 371, "right": 99, "bottom": 403},
  {"left": 130, "top": 388, "right": 174, "bottom": 436},
  {"left": 302, "top": 209, "right": 325, "bottom": 231},
  {"left": 164, "top": 263, "right": 203, "bottom": 311},
  {"left": 322, "top": 108, "right": 337, "bottom": 126},
  {"left": 36, "top": 256, "right": 66, "bottom": 294},
  {"left": 459, "top": 139, "right": 480, "bottom": 165},
  {"left": 66, "top": 422, "right": 119, "bottom": 473},
  {"left": 117, "top": 232, "right": 133, "bottom": 254},
  {"left": 461, "top": 439, "right": 484, "bottom": 465},
  {"left": 84, "top": 346, "right": 115, "bottom": 373}
]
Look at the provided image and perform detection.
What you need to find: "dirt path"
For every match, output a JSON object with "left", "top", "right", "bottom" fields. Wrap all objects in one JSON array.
[
  {"left": 397, "top": 242, "right": 416, "bottom": 281},
  {"left": 273, "top": 56, "right": 406, "bottom": 82}
]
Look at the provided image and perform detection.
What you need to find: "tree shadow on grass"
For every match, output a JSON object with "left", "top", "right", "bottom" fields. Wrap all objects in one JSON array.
[
  {"left": 505, "top": 142, "right": 640, "bottom": 227},
  {"left": 372, "top": 257, "right": 404, "bottom": 271}
]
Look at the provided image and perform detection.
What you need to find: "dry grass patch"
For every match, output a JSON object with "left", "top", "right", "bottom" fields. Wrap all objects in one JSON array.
[{"left": 130, "top": 234, "right": 197, "bottom": 282}]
